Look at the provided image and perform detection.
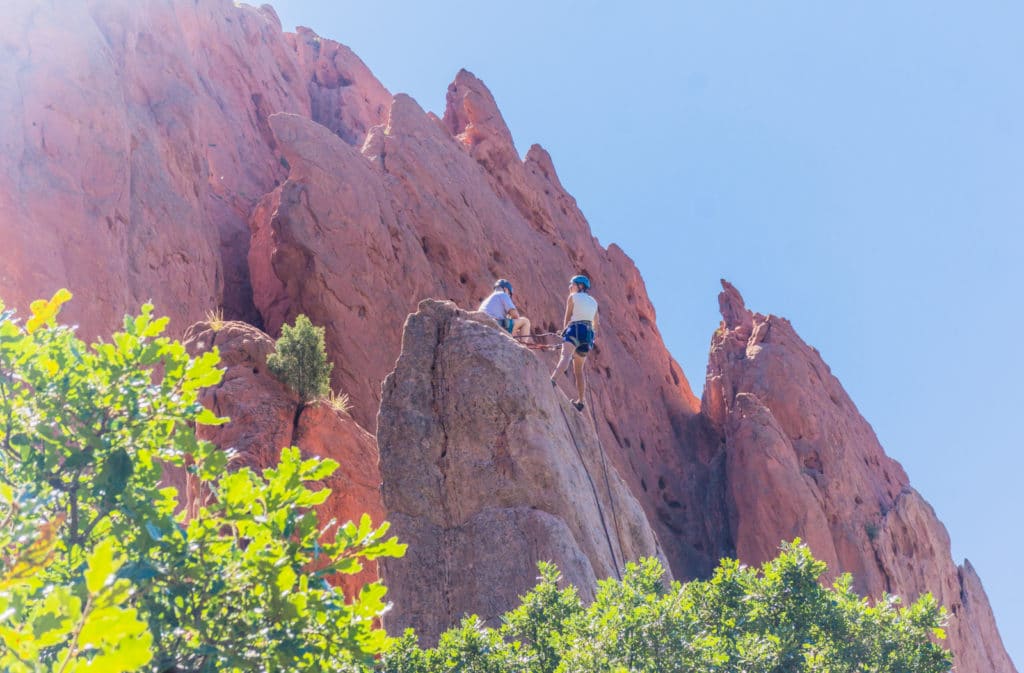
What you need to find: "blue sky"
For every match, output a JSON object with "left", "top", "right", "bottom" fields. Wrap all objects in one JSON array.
[{"left": 271, "top": 1, "right": 1022, "bottom": 662}]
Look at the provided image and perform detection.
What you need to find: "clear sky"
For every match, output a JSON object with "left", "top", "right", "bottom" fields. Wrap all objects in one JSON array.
[{"left": 270, "top": 1, "right": 1022, "bottom": 663}]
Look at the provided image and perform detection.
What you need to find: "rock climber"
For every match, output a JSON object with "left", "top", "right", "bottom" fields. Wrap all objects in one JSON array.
[
  {"left": 551, "top": 275, "right": 598, "bottom": 411},
  {"left": 479, "top": 279, "right": 532, "bottom": 338}
]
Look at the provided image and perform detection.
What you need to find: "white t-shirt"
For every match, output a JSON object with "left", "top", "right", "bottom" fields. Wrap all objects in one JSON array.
[
  {"left": 569, "top": 292, "right": 598, "bottom": 323},
  {"left": 479, "top": 291, "right": 516, "bottom": 321}
]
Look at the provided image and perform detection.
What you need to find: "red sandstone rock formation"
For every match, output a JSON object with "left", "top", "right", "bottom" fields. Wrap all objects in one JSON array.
[
  {"left": 0, "top": 1, "right": 308, "bottom": 333},
  {"left": 248, "top": 85, "right": 713, "bottom": 578},
  {"left": 0, "top": 1, "right": 1017, "bottom": 668},
  {"left": 0, "top": 0, "right": 387, "bottom": 337},
  {"left": 1, "top": 0, "right": 710, "bottom": 581},
  {"left": 377, "top": 300, "right": 666, "bottom": 643},
  {"left": 703, "top": 280, "right": 1017, "bottom": 673},
  {"left": 181, "top": 320, "right": 384, "bottom": 595}
]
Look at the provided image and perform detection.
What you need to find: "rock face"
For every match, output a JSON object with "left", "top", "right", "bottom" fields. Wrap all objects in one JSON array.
[
  {"left": 703, "top": 280, "right": 1017, "bottom": 673},
  {"left": 377, "top": 300, "right": 666, "bottom": 643},
  {"left": 248, "top": 81, "right": 716, "bottom": 579},
  {"left": 181, "top": 320, "right": 384, "bottom": 595},
  {"left": 0, "top": 1, "right": 1017, "bottom": 669},
  {"left": 0, "top": 0, "right": 388, "bottom": 337},
  {"left": 2, "top": 0, "right": 713, "bottom": 589}
]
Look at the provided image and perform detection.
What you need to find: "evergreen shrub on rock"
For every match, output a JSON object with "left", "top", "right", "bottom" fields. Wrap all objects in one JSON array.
[{"left": 267, "top": 314, "right": 334, "bottom": 404}]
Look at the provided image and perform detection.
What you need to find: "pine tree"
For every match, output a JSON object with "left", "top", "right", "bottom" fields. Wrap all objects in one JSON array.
[{"left": 267, "top": 314, "right": 333, "bottom": 403}]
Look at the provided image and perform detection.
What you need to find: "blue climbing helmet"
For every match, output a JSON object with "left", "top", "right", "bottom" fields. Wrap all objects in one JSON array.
[
  {"left": 495, "top": 278, "right": 514, "bottom": 294},
  {"left": 570, "top": 275, "right": 590, "bottom": 290}
]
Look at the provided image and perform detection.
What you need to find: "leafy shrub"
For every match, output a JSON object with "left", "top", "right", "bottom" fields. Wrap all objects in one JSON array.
[
  {"left": 0, "top": 291, "right": 404, "bottom": 672},
  {"left": 380, "top": 541, "right": 952, "bottom": 673},
  {"left": 268, "top": 314, "right": 334, "bottom": 403},
  {"left": 0, "top": 489, "right": 152, "bottom": 673}
]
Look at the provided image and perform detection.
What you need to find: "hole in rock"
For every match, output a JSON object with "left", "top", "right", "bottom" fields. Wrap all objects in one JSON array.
[{"left": 802, "top": 453, "right": 822, "bottom": 473}]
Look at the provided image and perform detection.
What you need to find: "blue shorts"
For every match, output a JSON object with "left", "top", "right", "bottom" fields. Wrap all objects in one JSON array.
[
  {"left": 497, "top": 317, "right": 515, "bottom": 333},
  {"left": 563, "top": 321, "right": 594, "bottom": 355}
]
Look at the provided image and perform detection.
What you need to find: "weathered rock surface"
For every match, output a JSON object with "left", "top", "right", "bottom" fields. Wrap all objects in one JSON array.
[
  {"left": 703, "top": 280, "right": 1017, "bottom": 673},
  {"left": 285, "top": 26, "right": 392, "bottom": 146},
  {"left": 181, "top": 319, "right": 384, "bottom": 595},
  {"left": 0, "top": 0, "right": 384, "bottom": 337},
  {"left": 0, "top": 1, "right": 1017, "bottom": 669},
  {"left": 377, "top": 300, "right": 666, "bottom": 643},
  {"left": 249, "top": 83, "right": 718, "bottom": 581},
  {"left": 183, "top": 320, "right": 298, "bottom": 467}
]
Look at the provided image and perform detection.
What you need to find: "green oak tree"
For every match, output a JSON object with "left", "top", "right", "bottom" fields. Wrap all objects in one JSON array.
[{"left": 0, "top": 291, "right": 404, "bottom": 673}]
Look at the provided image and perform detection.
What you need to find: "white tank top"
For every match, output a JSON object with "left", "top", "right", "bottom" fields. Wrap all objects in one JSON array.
[{"left": 569, "top": 292, "right": 598, "bottom": 323}]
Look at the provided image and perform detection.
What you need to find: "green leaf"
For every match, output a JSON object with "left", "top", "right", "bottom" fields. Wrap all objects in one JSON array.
[
  {"left": 195, "top": 407, "right": 228, "bottom": 426},
  {"left": 85, "top": 538, "right": 119, "bottom": 594},
  {"left": 276, "top": 565, "right": 298, "bottom": 594}
]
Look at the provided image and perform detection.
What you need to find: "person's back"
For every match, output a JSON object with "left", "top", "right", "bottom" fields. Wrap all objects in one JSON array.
[
  {"left": 479, "top": 290, "right": 516, "bottom": 322},
  {"left": 551, "top": 275, "right": 597, "bottom": 411},
  {"left": 478, "top": 279, "right": 531, "bottom": 337},
  {"left": 569, "top": 292, "right": 598, "bottom": 323}
]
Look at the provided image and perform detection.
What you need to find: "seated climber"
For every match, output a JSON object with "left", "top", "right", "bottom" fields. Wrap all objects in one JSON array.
[
  {"left": 551, "top": 275, "right": 598, "bottom": 411},
  {"left": 479, "top": 279, "right": 531, "bottom": 337}
]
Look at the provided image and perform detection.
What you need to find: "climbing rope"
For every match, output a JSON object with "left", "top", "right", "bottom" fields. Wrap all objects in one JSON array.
[
  {"left": 556, "top": 402, "right": 623, "bottom": 580},
  {"left": 592, "top": 403, "right": 627, "bottom": 574},
  {"left": 513, "top": 332, "right": 563, "bottom": 351}
]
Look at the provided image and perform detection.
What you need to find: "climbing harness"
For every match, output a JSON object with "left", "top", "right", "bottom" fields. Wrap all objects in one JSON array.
[{"left": 563, "top": 321, "right": 595, "bottom": 355}]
